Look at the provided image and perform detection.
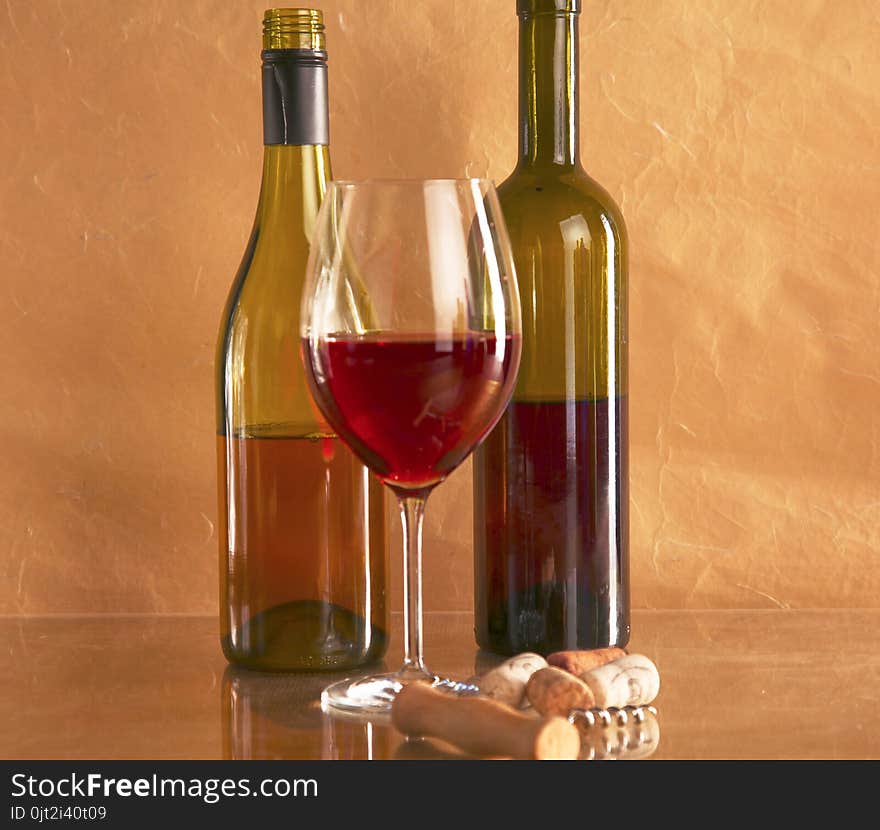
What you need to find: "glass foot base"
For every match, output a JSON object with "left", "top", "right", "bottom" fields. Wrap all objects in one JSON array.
[{"left": 321, "top": 666, "right": 475, "bottom": 715}]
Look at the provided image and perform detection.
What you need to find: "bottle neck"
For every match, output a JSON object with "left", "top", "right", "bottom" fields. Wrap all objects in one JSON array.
[
  {"left": 518, "top": 12, "right": 580, "bottom": 170},
  {"left": 256, "top": 144, "right": 330, "bottom": 222},
  {"left": 262, "top": 49, "right": 329, "bottom": 146},
  {"left": 257, "top": 48, "right": 331, "bottom": 231}
]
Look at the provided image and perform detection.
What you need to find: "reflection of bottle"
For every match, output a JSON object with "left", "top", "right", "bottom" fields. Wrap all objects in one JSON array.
[
  {"left": 215, "top": 9, "right": 388, "bottom": 671},
  {"left": 474, "top": 0, "right": 630, "bottom": 655},
  {"left": 221, "top": 667, "right": 389, "bottom": 760},
  {"left": 221, "top": 667, "right": 324, "bottom": 760}
]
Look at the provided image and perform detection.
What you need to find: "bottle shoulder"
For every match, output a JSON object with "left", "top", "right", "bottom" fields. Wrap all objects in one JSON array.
[
  {"left": 497, "top": 165, "right": 627, "bottom": 239},
  {"left": 219, "top": 145, "right": 331, "bottom": 332},
  {"left": 226, "top": 145, "right": 331, "bottom": 291}
]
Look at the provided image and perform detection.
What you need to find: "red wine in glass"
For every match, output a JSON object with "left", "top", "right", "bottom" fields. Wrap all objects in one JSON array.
[{"left": 302, "top": 332, "right": 520, "bottom": 492}]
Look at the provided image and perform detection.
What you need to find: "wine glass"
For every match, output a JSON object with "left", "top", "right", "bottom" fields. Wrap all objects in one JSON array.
[{"left": 300, "top": 179, "right": 521, "bottom": 714}]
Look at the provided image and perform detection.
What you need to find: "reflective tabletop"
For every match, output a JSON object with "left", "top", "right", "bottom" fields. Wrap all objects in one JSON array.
[{"left": 3, "top": 610, "right": 879, "bottom": 760}]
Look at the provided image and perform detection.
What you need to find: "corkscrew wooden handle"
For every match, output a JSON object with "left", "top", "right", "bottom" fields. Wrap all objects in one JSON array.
[{"left": 391, "top": 682, "right": 580, "bottom": 760}]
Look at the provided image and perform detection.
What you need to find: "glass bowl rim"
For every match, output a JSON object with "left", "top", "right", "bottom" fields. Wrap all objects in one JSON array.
[{"left": 326, "top": 177, "right": 498, "bottom": 187}]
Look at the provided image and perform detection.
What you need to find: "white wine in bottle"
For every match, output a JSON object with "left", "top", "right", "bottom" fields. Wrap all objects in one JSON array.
[{"left": 215, "top": 9, "right": 388, "bottom": 672}]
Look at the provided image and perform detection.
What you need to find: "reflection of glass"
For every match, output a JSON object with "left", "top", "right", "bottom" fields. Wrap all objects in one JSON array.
[
  {"left": 221, "top": 667, "right": 391, "bottom": 760},
  {"left": 300, "top": 179, "right": 522, "bottom": 714}
]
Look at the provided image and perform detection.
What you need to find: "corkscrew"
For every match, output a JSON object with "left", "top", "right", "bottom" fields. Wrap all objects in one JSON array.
[
  {"left": 390, "top": 681, "right": 661, "bottom": 760},
  {"left": 441, "top": 676, "right": 660, "bottom": 759}
]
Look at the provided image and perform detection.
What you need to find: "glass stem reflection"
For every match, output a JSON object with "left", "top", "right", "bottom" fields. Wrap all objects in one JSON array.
[{"left": 397, "top": 494, "right": 432, "bottom": 680}]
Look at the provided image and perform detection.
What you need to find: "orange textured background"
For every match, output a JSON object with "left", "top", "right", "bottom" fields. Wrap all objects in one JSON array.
[{"left": 2, "top": 0, "right": 879, "bottom": 615}]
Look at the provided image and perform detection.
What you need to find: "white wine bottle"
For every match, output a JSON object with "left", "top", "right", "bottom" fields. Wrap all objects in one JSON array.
[
  {"left": 474, "top": 0, "right": 630, "bottom": 654},
  {"left": 215, "top": 8, "right": 388, "bottom": 672}
]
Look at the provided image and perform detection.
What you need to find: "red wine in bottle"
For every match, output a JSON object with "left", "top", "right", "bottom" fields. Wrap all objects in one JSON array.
[{"left": 473, "top": 0, "right": 630, "bottom": 654}]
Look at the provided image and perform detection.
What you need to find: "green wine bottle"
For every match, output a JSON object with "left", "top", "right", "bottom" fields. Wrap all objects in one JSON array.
[
  {"left": 215, "top": 9, "right": 388, "bottom": 672},
  {"left": 474, "top": 0, "right": 630, "bottom": 654}
]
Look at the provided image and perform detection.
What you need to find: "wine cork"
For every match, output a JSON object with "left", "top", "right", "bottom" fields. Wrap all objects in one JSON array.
[
  {"left": 547, "top": 647, "right": 627, "bottom": 676},
  {"left": 391, "top": 682, "right": 580, "bottom": 761},
  {"left": 477, "top": 652, "right": 548, "bottom": 707},
  {"left": 526, "top": 666, "right": 595, "bottom": 716},
  {"left": 581, "top": 654, "right": 660, "bottom": 709}
]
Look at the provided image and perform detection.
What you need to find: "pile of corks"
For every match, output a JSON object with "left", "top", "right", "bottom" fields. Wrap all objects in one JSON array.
[
  {"left": 391, "top": 648, "right": 660, "bottom": 760},
  {"left": 480, "top": 648, "right": 660, "bottom": 715}
]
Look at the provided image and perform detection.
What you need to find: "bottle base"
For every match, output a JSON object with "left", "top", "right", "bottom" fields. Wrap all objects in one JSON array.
[
  {"left": 476, "top": 588, "right": 631, "bottom": 656},
  {"left": 222, "top": 599, "right": 388, "bottom": 673}
]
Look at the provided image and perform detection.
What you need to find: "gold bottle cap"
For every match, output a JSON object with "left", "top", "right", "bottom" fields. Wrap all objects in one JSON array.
[{"left": 262, "top": 8, "right": 325, "bottom": 50}]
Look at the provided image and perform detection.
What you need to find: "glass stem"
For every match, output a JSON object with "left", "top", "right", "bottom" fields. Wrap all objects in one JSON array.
[{"left": 398, "top": 494, "right": 430, "bottom": 678}]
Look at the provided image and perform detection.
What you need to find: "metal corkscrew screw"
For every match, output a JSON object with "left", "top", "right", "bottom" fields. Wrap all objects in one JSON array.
[{"left": 568, "top": 704, "right": 658, "bottom": 728}]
